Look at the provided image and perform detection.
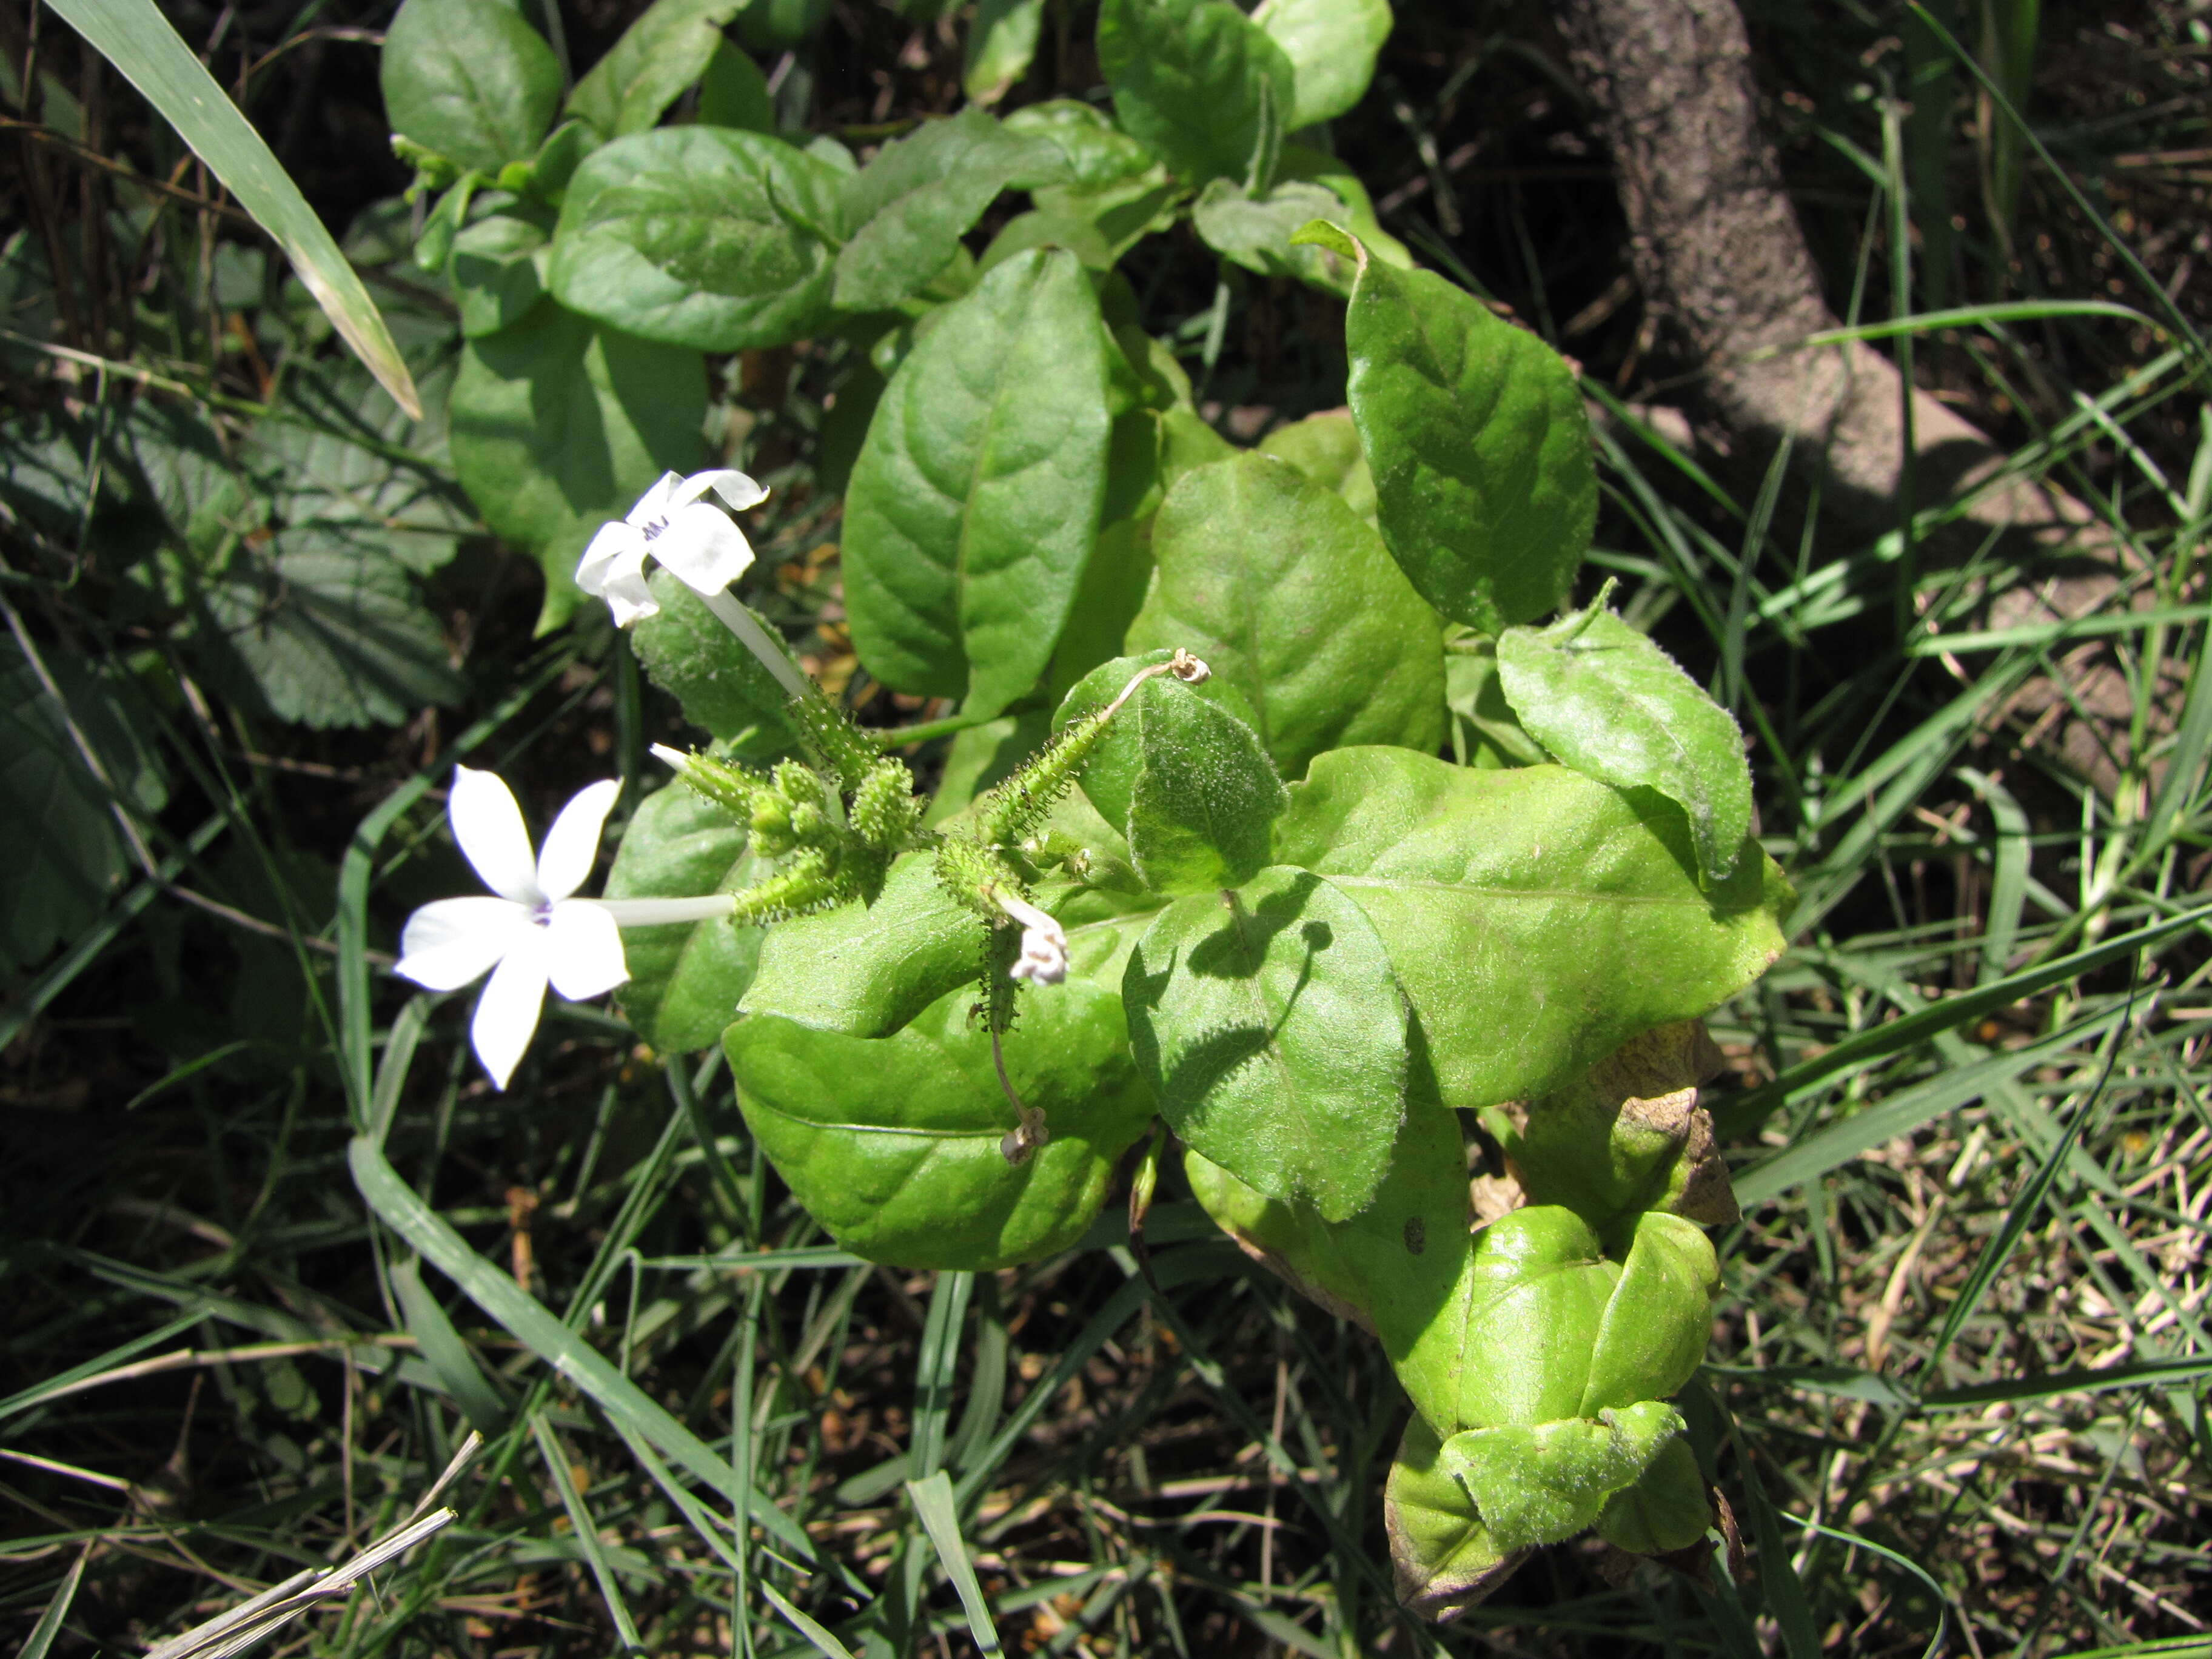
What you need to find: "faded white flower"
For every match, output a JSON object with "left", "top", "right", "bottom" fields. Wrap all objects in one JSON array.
[
  {"left": 575, "top": 469, "right": 769, "bottom": 628},
  {"left": 994, "top": 890, "right": 1068, "bottom": 986},
  {"left": 395, "top": 768, "right": 734, "bottom": 1088}
]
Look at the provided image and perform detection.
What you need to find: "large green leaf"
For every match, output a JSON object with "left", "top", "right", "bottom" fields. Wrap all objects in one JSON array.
[
  {"left": 1384, "top": 1416, "right": 1524, "bottom": 1621},
  {"left": 1256, "top": 0, "right": 1392, "bottom": 127},
  {"left": 548, "top": 127, "right": 851, "bottom": 350},
  {"left": 1096, "top": 0, "right": 1295, "bottom": 187},
  {"left": 629, "top": 571, "right": 804, "bottom": 747},
  {"left": 48, "top": 0, "right": 420, "bottom": 415},
  {"left": 1439, "top": 1401, "right": 1684, "bottom": 1553},
  {"left": 1184, "top": 1096, "right": 1469, "bottom": 1421},
  {"left": 1336, "top": 236, "right": 1595, "bottom": 634},
  {"left": 198, "top": 533, "right": 464, "bottom": 728},
  {"left": 1123, "top": 866, "right": 1407, "bottom": 1222},
  {"left": 1272, "top": 748, "right": 1788, "bottom": 1111},
  {"left": 1496, "top": 606, "right": 1754, "bottom": 884},
  {"left": 0, "top": 643, "right": 167, "bottom": 971},
  {"left": 1255, "top": 407, "right": 1375, "bottom": 523},
  {"left": 1125, "top": 682, "right": 1287, "bottom": 894},
  {"left": 380, "top": 0, "right": 561, "bottom": 175},
  {"left": 1052, "top": 651, "right": 1264, "bottom": 832},
  {"left": 447, "top": 299, "right": 705, "bottom": 627},
  {"left": 1127, "top": 452, "right": 1444, "bottom": 778},
  {"left": 568, "top": 0, "right": 745, "bottom": 138},
  {"left": 737, "top": 853, "right": 980, "bottom": 1037},
  {"left": 603, "top": 782, "right": 766, "bottom": 1053},
  {"left": 841, "top": 249, "right": 1111, "bottom": 718},
  {"left": 1421, "top": 1207, "right": 1618, "bottom": 1430},
  {"left": 726, "top": 977, "right": 1156, "bottom": 1269},
  {"left": 834, "top": 108, "right": 1049, "bottom": 311}
]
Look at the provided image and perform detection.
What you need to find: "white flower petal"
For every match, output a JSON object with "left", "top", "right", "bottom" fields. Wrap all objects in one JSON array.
[
  {"left": 655, "top": 502, "right": 756, "bottom": 595},
  {"left": 537, "top": 779, "right": 620, "bottom": 901},
  {"left": 450, "top": 767, "right": 542, "bottom": 903},
  {"left": 671, "top": 468, "right": 769, "bottom": 513},
  {"left": 575, "top": 520, "right": 644, "bottom": 597},
  {"left": 471, "top": 946, "right": 551, "bottom": 1090},
  {"left": 395, "top": 896, "right": 532, "bottom": 991},
  {"left": 1010, "top": 925, "right": 1069, "bottom": 985},
  {"left": 625, "top": 471, "right": 685, "bottom": 528},
  {"left": 546, "top": 901, "right": 629, "bottom": 1000},
  {"left": 602, "top": 563, "right": 660, "bottom": 626}
]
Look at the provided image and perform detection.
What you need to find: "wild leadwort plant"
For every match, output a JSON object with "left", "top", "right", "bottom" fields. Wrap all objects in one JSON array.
[{"left": 381, "top": 0, "right": 1792, "bottom": 1617}]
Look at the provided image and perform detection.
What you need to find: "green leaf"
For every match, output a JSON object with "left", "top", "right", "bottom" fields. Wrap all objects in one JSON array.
[
  {"left": 1276, "top": 143, "right": 1412, "bottom": 270},
  {"left": 1127, "top": 452, "right": 1445, "bottom": 778},
  {"left": 1444, "top": 637, "right": 1549, "bottom": 769},
  {"left": 726, "top": 978, "right": 1156, "bottom": 1269},
  {"left": 380, "top": 0, "right": 561, "bottom": 175},
  {"left": 1426, "top": 1206, "right": 1618, "bottom": 1428},
  {"left": 1496, "top": 605, "right": 1754, "bottom": 884},
  {"left": 548, "top": 127, "right": 851, "bottom": 350},
  {"left": 1342, "top": 244, "right": 1596, "bottom": 632},
  {"left": 603, "top": 781, "right": 767, "bottom": 1053},
  {"left": 834, "top": 108, "right": 1045, "bottom": 312},
  {"left": 198, "top": 534, "right": 464, "bottom": 728},
  {"left": 1440, "top": 1401, "right": 1684, "bottom": 1552},
  {"left": 1003, "top": 100, "right": 1158, "bottom": 189},
  {"left": 1595, "top": 1434, "right": 1712, "bottom": 1555},
  {"left": 841, "top": 249, "right": 1112, "bottom": 718},
  {"left": 1255, "top": 406, "right": 1375, "bottom": 523},
  {"left": 567, "top": 0, "right": 745, "bottom": 138},
  {"left": 1578, "top": 1213, "right": 1718, "bottom": 1414},
  {"left": 1255, "top": 0, "right": 1392, "bottom": 127},
  {"left": 1123, "top": 866, "right": 1407, "bottom": 1221},
  {"left": 629, "top": 570, "right": 804, "bottom": 747},
  {"left": 1096, "top": 0, "right": 1296, "bottom": 186},
  {"left": 738, "top": 853, "right": 981, "bottom": 1037},
  {"left": 1384, "top": 1416, "right": 1524, "bottom": 1621},
  {"left": 447, "top": 298, "right": 706, "bottom": 628},
  {"left": 1184, "top": 1096, "right": 1470, "bottom": 1419},
  {"left": 1273, "top": 748, "right": 1789, "bottom": 1111},
  {"left": 965, "top": 0, "right": 1047, "bottom": 105},
  {"left": 1126, "top": 682, "right": 1287, "bottom": 893},
  {"left": 1051, "top": 650, "right": 1264, "bottom": 836},
  {"left": 0, "top": 642, "right": 167, "bottom": 971},
  {"left": 1193, "top": 178, "right": 1358, "bottom": 296},
  {"left": 449, "top": 210, "right": 551, "bottom": 339},
  {"left": 48, "top": 0, "right": 421, "bottom": 415},
  {"left": 695, "top": 39, "right": 775, "bottom": 132}
]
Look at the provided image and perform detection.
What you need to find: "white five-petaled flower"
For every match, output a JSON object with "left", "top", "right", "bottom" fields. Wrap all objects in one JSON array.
[
  {"left": 994, "top": 890, "right": 1069, "bottom": 986},
  {"left": 395, "top": 768, "right": 736, "bottom": 1090},
  {"left": 575, "top": 469, "right": 769, "bottom": 628}
]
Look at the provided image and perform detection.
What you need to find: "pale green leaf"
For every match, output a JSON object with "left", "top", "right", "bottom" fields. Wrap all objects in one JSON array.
[
  {"left": 568, "top": 0, "right": 745, "bottom": 138},
  {"left": 1096, "top": 0, "right": 1296, "bottom": 186},
  {"left": 1255, "top": 0, "right": 1392, "bottom": 127},
  {"left": 381, "top": 0, "right": 561, "bottom": 173}
]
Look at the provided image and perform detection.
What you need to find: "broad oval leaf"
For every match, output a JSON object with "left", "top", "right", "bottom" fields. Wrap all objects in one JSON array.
[
  {"left": 834, "top": 107, "right": 1045, "bottom": 311},
  {"left": 965, "top": 0, "right": 1046, "bottom": 104},
  {"left": 1096, "top": 0, "right": 1295, "bottom": 187},
  {"left": 1052, "top": 651, "right": 1265, "bottom": 844},
  {"left": 1256, "top": 0, "right": 1392, "bottom": 128},
  {"left": 1423, "top": 1205, "right": 1617, "bottom": 1431},
  {"left": 447, "top": 298, "right": 705, "bottom": 628},
  {"left": 726, "top": 977, "right": 1156, "bottom": 1269},
  {"left": 1496, "top": 606, "right": 1754, "bottom": 884},
  {"left": 603, "top": 780, "right": 766, "bottom": 1053},
  {"left": 1124, "top": 866, "right": 1407, "bottom": 1222},
  {"left": 1273, "top": 748, "right": 1790, "bottom": 1111},
  {"left": 1342, "top": 244, "right": 1595, "bottom": 633},
  {"left": 1439, "top": 1401, "right": 1684, "bottom": 1553},
  {"left": 381, "top": 0, "right": 561, "bottom": 175},
  {"left": 1127, "top": 452, "right": 1445, "bottom": 778},
  {"left": 1578, "top": 1213, "right": 1719, "bottom": 1415},
  {"left": 738, "top": 853, "right": 980, "bottom": 1037},
  {"left": 842, "top": 249, "right": 1111, "bottom": 718},
  {"left": 548, "top": 127, "right": 851, "bottom": 350},
  {"left": 1385, "top": 1416, "right": 1526, "bottom": 1621},
  {"left": 631, "top": 571, "right": 805, "bottom": 748},
  {"left": 1255, "top": 407, "right": 1375, "bottom": 523},
  {"left": 1127, "top": 683, "right": 1287, "bottom": 894},
  {"left": 449, "top": 211, "right": 549, "bottom": 338},
  {"left": 567, "top": 0, "right": 745, "bottom": 139},
  {"left": 1003, "top": 101, "right": 1158, "bottom": 190}
]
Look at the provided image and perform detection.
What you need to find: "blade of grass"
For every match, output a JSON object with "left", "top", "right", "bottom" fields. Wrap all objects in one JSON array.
[
  {"left": 347, "top": 1135, "right": 815, "bottom": 1560},
  {"left": 905, "top": 1470, "right": 1004, "bottom": 1656},
  {"left": 531, "top": 1413, "right": 643, "bottom": 1653},
  {"left": 41, "top": 0, "right": 423, "bottom": 417},
  {"left": 910, "top": 1271, "right": 971, "bottom": 1481},
  {"left": 758, "top": 1580, "right": 860, "bottom": 1659},
  {"left": 18, "top": 1543, "right": 90, "bottom": 1659},
  {"left": 389, "top": 1258, "right": 511, "bottom": 1435}
]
